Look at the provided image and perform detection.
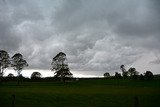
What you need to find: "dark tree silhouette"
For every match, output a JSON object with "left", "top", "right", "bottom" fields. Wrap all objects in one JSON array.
[
  {"left": 120, "top": 65, "right": 128, "bottom": 78},
  {"left": 0, "top": 50, "right": 10, "bottom": 77},
  {"left": 11, "top": 53, "right": 28, "bottom": 83},
  {"left": 144, "top": 71, "right": 154, "bottom": 80},
  {"left": 8, "top": 73, "right": 14, "bottom": 77},
  {"left": 104, "top": 72, "right": 110, "bottom": 78},
  {"left": 51, "top": 52, "right": 73, "bottom": 82},
  {"left": 115, "top": 72, "right": 122, "bottom": 79},
  {"left": 31, "top": 72, "right": 42, "bottom": 79},
  {"left": 128, "top": 67, "right": 139, "bottom": 76},
  {"left": 139, "top": 74, "right": 144, "bottom": 80},
  {"left": 0, "top": 50, "right": 10, "bottom": 83}
]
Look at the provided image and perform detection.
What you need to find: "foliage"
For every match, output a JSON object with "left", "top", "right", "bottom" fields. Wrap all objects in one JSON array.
[
  {"left": 115, "top": 72, "right": 122, "bottom": 79},
  {"left": 120, "top": 65, "right": 125, "bottom": 72},
  {"left": 139, "top": 74, "right": 144, "bottom": 80},
  {"left": 11, "top": 53, "right": 28, "bottom": 76},
  {"left": 0, "top": 50, "right": 10, "bottom": 77},
  {"left": 128, "top": 67, "right": 139, "bottom": 77},
  {"left": 7, "top": 73, "right": 14, "bottom": 77},
  {"left": 144, "top": 71, "right": 154, "bottom": 80},
  {"left": 51, "top": 52, "right": 73, "bottom": 78},
  {"left": 104, "top": 72, "right": 110, "bottom": 78},
  {"left": 120, "top": 65, "right": 128, "bottom": 78},
  {"left": 31, "top": 72, "right": 42, "bottom": 79}
]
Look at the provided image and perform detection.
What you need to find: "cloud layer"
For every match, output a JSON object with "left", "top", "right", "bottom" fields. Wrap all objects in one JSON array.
[{"left": 0, "top": 0, "right": 160, "bottom": 75}]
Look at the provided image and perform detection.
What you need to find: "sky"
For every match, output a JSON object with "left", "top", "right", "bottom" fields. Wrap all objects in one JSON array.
[{"left": 0, "top": 0, "right": 160, "bottom": 77}]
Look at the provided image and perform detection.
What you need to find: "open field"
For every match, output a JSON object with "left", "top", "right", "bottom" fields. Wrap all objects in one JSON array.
[{"left": 0, "top": 79, "right": 160, "bottom": 107}]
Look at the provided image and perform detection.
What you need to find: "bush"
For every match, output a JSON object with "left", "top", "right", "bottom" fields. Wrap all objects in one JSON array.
[{"left": 144, "top": 71, "right": 154, "bottom": 80}]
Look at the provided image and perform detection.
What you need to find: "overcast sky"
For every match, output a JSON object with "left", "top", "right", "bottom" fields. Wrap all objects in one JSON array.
[{"left": 0, "top": 0, "right": 160, "bottom": 77}]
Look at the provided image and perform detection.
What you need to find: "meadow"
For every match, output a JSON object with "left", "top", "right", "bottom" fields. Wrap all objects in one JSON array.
[{"left": 0, "top": 78, "right": 160, "bottom": 107}]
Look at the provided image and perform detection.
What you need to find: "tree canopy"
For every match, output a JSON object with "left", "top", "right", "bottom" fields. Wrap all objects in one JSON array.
[
  {"left": 11, "top": 53, "right": 28, "bottom": 76},
  {"left": 31, "top": 72, "right": 42, "bottom": 79},
  {"left": 51, "top": 52, "right": 73, "bottom": 78},
  {"left": 0, "top": 50, "right": 10, "bottom": 77},
  {"left": 145, "top": 71, "right": 154, "bottom": 80},
  {"left": 7, "top": 73, "right": 14, "bottom": 77},
  {"left": 104, "top": 72, "right": 110, "bottom": 78},
  {"left": 120, "top": 65, "right": 128, "bottom": 77},
  {"left": 128, "top": 67, "right": 139, "bottom": 76}
]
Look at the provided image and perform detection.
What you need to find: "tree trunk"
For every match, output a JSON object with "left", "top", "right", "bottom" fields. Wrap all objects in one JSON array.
[
  {"left": 61, "top": 76, "right": 65, "bottom": 84},
  {"left": 17, "top": 71, "right": 21, "bottom": 84}
]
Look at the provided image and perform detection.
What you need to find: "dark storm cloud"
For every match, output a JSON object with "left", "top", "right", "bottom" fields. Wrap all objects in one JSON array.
[
  {"left": 0, "top": 1, "right": 21, "bottom": 52},
  {"left": 0, "top": 0, "right": 160, "bottom": 75},
  {"left": 52, "top": 0, "right": 160, "bottom": 74}
]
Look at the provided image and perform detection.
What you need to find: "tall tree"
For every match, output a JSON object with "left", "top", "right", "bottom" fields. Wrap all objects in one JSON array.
[
  {"left": 0, "top": 50, "right": 10, "bottom": 78},
  {"left": 51, "top": 52, "right": 72, "bottom": 82},
  {"left": 120, "top": 65, "right": 128, "bottom": 78},
  {"left": 11, "top": 53, "right": 28, "bottom": 83}
]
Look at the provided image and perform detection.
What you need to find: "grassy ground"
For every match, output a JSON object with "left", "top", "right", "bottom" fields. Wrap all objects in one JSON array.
[{"left": 0, "top": 79, "right": 160, "bottom": 107}]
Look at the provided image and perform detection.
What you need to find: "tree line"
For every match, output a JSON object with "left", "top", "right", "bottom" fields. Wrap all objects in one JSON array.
[
  {"left": 0, "top": 50, "right": 72, "bottom": 83},
  {"left": 1, "top": 50, "right": 154, "bottom": 83},
  {"left": 104, "top": 65, "right": 154, "bottom": 80}
]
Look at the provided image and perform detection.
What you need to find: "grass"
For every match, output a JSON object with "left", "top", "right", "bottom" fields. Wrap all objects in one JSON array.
[{"left": 0, "top": 79, "right": 160, "bottom": 107}]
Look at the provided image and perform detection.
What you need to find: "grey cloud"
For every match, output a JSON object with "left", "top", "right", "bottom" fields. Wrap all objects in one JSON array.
[
  {"left": 51, "top": 0, "right": 160, "bottom": 74},
  {"left": 0, "top": 0, "right": 160, "bottom": 75},
  {"left": 0, "top": 3, "right": 21, "bottom": 52},
  {"left": 8, "top": 0, "right": 44, "bottom": 24},
  {"left": 70, "top": 35, "right": 143, "bottom": 74},
  {"left": 150, "top": 59, "right": 160, "bottom": 65}
]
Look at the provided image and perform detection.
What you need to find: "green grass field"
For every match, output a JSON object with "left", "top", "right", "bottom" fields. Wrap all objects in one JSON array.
[{"left": 0, "top": 79, "right": 160, "bottom": 107}]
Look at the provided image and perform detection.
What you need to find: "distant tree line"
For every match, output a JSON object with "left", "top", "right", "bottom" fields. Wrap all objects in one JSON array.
[{"left": 104, "top": 65, "right": 154, "bottom": 80}]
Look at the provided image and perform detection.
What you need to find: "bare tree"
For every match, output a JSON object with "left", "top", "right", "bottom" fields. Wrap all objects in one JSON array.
[{"left": 51, "top": 52, "right": 72, "bottom": 82}]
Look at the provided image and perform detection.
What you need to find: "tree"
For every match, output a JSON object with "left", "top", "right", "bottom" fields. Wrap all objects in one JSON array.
[
  {"left": 31, "top": 72, "right": 42, "bottom": 79},
  {"left": 8, "top": 73, "right": 14, "bottom": 77},
  {"left": 115, "top": 72, "right": 122, "bottom": 79},
  {"left": 51, "top": 52, "right": 73, "bottom": 82},
  {"left": 104, "top": 72, "right": 110, "bottom": 78},
  {"left": 120, "top": 65, "right": 128, "bottom": 78},
  {"left": 0, "top": 50, "right": 10, "bottom": 83},
  {"left": 0, "top": 50, "right": 10, "bottom": 77},
  {"left": 144, "top": 71, "right": 154, "bottom": 80},
  {"left": 128, "top": 67, "right": 139, "bottom": 76},
  {"left": 11, "top": 53, "right": 28, "bottom": 83}
]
